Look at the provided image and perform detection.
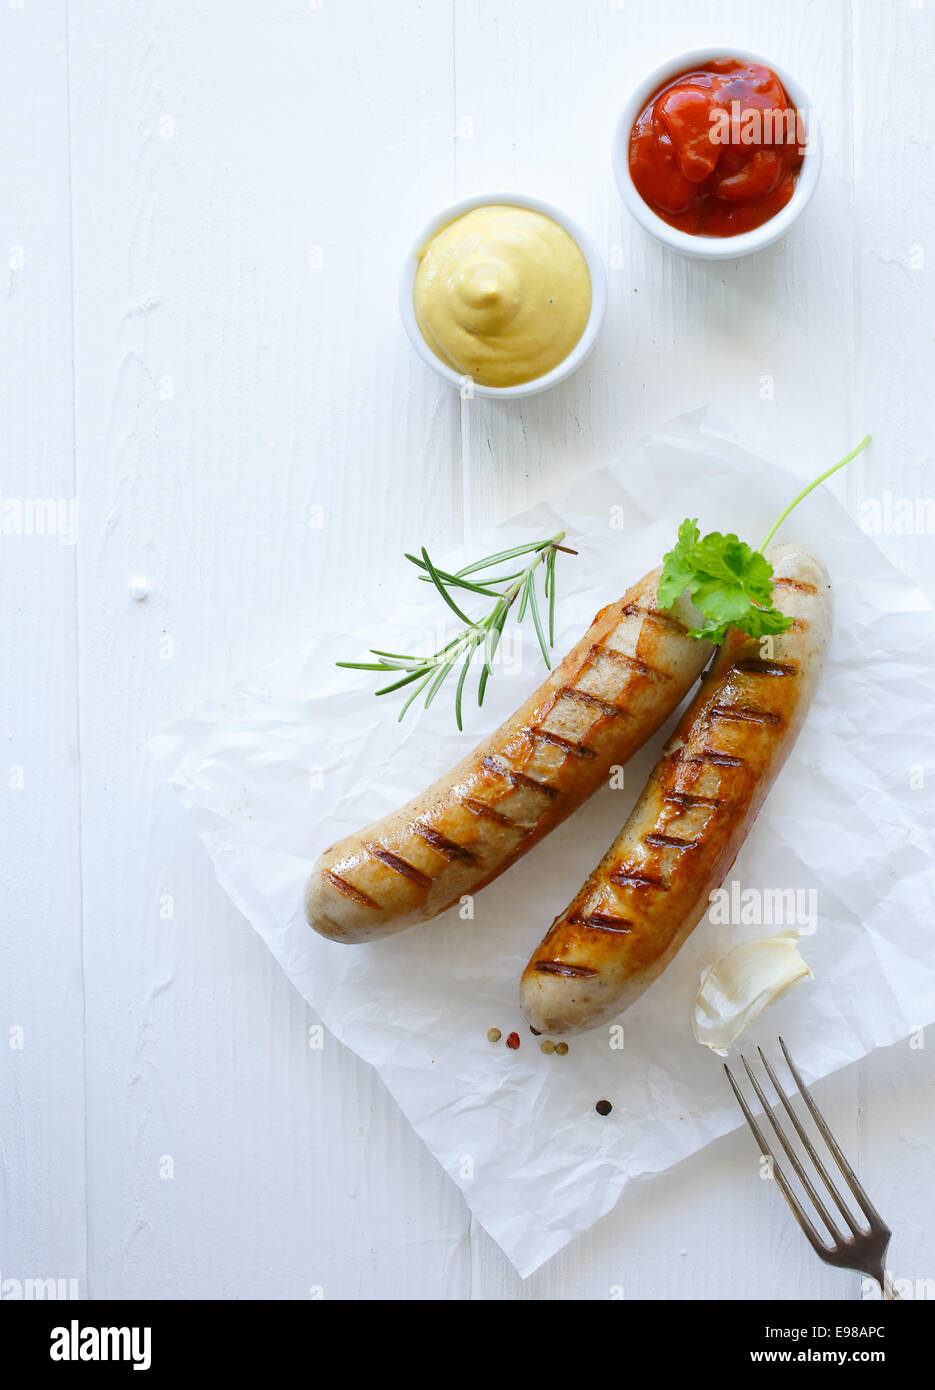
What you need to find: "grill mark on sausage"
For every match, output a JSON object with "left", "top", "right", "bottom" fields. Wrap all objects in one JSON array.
[
  {"left": 644, "top": 832, "right": 696, "bottom": 849},
  {"left": 772, "top": 577, "right": 818, "bottom": 594},
  {"left": 735, "top": 658, "right": 798, "bottom": 677},
  {"left": 711, "top": 704, "right": 782, "bottom": 726},
  {"left": 686, "top": 751, "right": 745, "bottom": 767},
  {"left": 365, "top": 844, "right": 433, "bottom": 890},
  {"left": 663, "top": 791, "right": 722, "bottom": 809},
  {"left": 413, "top": 823, "right": 478, "bottom": 865},
  {"left": 570, "top": 912, "right": 634, "bottom": 934},
  {"left": 610, "top": 867, "right": 669, "bottom": 891},
  {"left": 481, "top": 755, "right": 560, "bottom": 800},
  {"left": 590, "top": 644, "right": 671, "bottom": 681},
  {"left": 323, "top": 870, "right": 380, "bottom": 910},
  {"left": 532, "top": 728, "right": 597, "bottom": 759},
  {"left": 459, "top": 796, "right": 517, "bottom": 828},
  {"left": 534, "top": 960, "right": 599, "bottom": 978},
  {"left": 509, "top": 769, "right": 561, "bottom": 799},
  {"left": 557, "top": 686, "right": 630, "bottom": 720},
  {"left": 621, "top": 602, "right": 689, "bottom": 636}
]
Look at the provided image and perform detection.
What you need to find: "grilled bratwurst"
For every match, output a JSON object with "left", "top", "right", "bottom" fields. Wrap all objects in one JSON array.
[
  {"left": 520, "top": 543, "right": 831, "bottom": 1034},
  {"left": 306, "top": 568, "right": 713, "bottom": 942}
]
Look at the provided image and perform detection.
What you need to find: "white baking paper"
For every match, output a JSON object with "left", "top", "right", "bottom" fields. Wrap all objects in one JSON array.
[{"left": 153, "top": 411, "right": 935, "bottom": 1278}]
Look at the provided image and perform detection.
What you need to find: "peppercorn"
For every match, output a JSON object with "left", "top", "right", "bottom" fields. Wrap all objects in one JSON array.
[
  {"left": 540, "top": 1040, "right": 555, "bottom": 1055},
  {"left": 596, "top": 1099, "right": 613, "bottom": 1116},
  {"left": 506, "top": 1032, "right": 520, "bottom": 1050},
  {"left": 487, "top": 1027, "right": 501, "bottom": 1043},
  {"left": 554, "top": 1042, "right": 569, "bottom": 1056}
]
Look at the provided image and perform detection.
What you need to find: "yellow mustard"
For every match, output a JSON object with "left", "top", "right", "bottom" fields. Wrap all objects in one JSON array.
[{"left": 413, "top": 205, "right": 591, "bottom": 388}]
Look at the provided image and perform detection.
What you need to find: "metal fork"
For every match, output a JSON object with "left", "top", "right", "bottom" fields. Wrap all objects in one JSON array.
[{"left": 725, "top": 1037, "right": 898, "bottom": 1298}]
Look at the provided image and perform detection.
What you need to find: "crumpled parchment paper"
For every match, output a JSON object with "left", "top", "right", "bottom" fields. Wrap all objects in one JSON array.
[{"left": 153, "top": 411, "right": 935, "bottom": 1278}]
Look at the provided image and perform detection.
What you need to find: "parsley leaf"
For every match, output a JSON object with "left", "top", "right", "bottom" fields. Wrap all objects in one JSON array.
[
  {"left": 659, "top": 522, "right": 792, "bottom": 645},
  {"left": 656, "top": 435, "right": 873, "bottom": 645},
  {"left": 656, "top": 518, "right": 700, "bottom": 609},
  {"left": 687, "top": 606, "right": 794, "bottom": 645}
]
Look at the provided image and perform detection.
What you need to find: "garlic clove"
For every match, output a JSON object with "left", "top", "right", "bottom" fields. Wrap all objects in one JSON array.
[{"left": 692, "top": 931, "right": 812, "bottom": 1055}]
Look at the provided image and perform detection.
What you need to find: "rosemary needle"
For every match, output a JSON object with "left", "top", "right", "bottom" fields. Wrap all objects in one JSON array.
[{"left": 337, "top": 531, "right": 575, "bottom": 730}]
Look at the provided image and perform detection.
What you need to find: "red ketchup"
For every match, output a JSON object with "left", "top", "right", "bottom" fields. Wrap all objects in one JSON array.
[{"left": 628, "top": 59, "right": 805, "bottom": 237}]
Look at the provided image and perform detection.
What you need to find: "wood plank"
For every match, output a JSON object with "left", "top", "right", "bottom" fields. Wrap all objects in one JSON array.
[
  {"left": 0, "top": 0, "right": 86, "bottom": 1294},
  {"left": 849, "top": 0, "right": 935, "bottom": 1299},
  {"left": 66, "top": 0, "right": 469, "bottom": 1297},
  {"left": 848, "top": 0, "right": 935, "bottom": 585}
]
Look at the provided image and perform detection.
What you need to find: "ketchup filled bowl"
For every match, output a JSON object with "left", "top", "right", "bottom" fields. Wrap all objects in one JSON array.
[{"left": 613, "top": 48, "right": 822, "bottom": 259}]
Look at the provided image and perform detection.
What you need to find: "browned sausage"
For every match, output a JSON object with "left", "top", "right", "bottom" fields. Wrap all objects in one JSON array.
[
  {"left": 520, "top": 543, "right": 831, "bottom": 1033},
  {"left": 306, "top": 567, "right": 713, "bottom": 942}
]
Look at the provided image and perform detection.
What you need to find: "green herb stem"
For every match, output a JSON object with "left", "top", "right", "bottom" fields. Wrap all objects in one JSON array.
[
  {"left": 337, "top": 530, "right": 574, "bottom": 728},
  {"left": 760, "top": 434, "right": 872, "bottom": 552},
  {"left": 659, "top": 434, "right": 872, "bottom": 645}
]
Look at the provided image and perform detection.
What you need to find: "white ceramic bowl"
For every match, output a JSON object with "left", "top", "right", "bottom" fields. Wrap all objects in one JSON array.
[
  {"left": 612, "top": 46, "right": 822, "bottom": 259},
  {"left": 398, "top": 192, "right": 607, "bottom": 398}
]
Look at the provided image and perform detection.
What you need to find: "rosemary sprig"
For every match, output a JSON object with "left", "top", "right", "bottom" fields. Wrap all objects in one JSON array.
[{"left": 337, "top": 531, "right": 575, "bottom": 730}]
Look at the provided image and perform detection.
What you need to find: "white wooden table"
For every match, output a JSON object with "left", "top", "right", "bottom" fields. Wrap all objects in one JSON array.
[{"left": 3, "top": 0, "right": 933, "bottom": 1300}]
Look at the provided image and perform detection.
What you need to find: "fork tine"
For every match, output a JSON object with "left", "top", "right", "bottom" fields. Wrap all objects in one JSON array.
[
  {"left": 724, "top": 1063, "right": 829, "bottom": 1258},
  {"left": 756, "top": 1047, "right": 863, "bottom": 1239},
  {"left": 779, "top": 1037, "right": 888, "bottom": 1231},
  {"left": 740, "top": 1054, "right": 845, "bottom": 1244}
]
